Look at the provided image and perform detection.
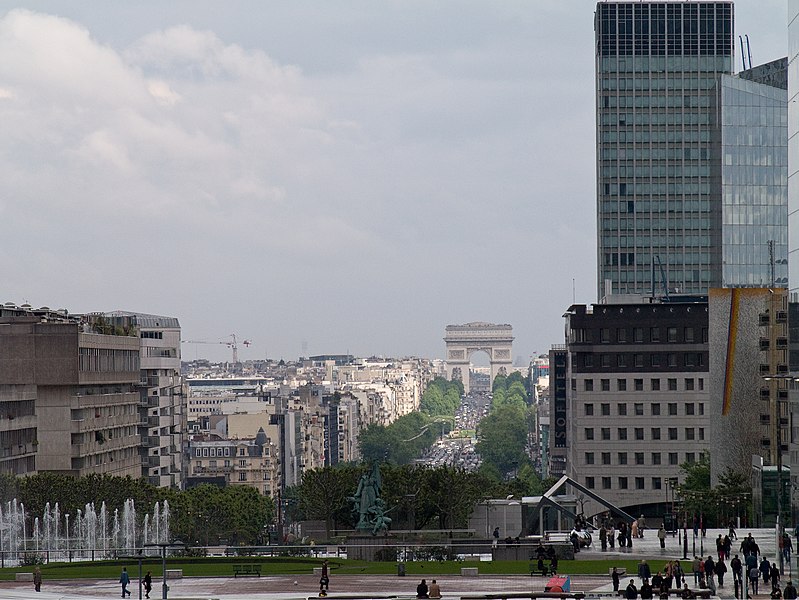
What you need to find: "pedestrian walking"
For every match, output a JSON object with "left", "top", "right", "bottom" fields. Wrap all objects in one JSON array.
[
  {"left": 731, "top": 555, "right": 743, "bottom": 586},
  {"left": 120, "top": 567, "right": 131, "bottom": 598},
  {"left": 143, "top": 571, "right": 152, "bottom": 599},
  {"left": 704, "top": 556, "right": 716, "bottom": 586},
  {"left": 784, "top": 534, "right": 793, "bottom": 564},
  {"left": 33, "top": 566, "right": 42, "bottom": 593},
  {"left": 715, "top": 557, "right": 727, "bottom": 587},
  {"left": 600, "top": 525, "right": 608, "bottom": 551},
  {"left": 639, "top": 559, "right": 652, "bottom": 580},
  {"left": 750, "top": 565, "right": 761, "bottom": 596},
  {"left": 772, "top": 563, "right": 781, "bottom": 591},
  {"left": 692, "top": 556, "right": 702, "bottom": 585},
  {"left": 320, "top": 559, "right": 330, "bottom": 596},
  {"left": 658, "top": 525, "right": 667, "bottom": 549},
  {"left": 761, "top": 556, "right": 772, "bottom": 586}
]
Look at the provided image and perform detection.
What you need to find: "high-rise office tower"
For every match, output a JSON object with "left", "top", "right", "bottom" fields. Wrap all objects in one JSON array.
[{"left": 596, "top": 2, "right": 787, "bottom": 298}]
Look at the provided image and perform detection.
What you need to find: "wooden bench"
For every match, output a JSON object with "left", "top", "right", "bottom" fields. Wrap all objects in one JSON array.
[
  {"left": 461, "top": 567, "right": 479, "bottom": 577},
  {"left": 233, "top": 563, "right": 262, "bottom": 577},
  {"left": 15, "top": 573, "right": 34, "bottom": 582}
]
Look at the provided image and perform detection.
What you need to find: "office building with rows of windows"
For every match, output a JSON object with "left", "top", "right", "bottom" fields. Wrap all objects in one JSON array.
[
  {"left": 562, "top": 301, "right": 709, "bottom": 513},
  {"left": 596, "top": 1, "right": 787, "bottom": 297}
]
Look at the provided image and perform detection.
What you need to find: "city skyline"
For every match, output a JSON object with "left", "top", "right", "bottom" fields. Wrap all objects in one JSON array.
[{"left": 0, "top": 1, "right": 788, "bottom": 363}]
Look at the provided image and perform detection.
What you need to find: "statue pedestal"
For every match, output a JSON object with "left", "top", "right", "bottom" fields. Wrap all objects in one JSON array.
[{"left": 345, "top": 533, "right": 396, "bottom": 561}]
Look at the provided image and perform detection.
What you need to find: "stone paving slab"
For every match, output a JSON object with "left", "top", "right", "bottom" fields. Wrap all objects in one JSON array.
[
  {"left": 0, "top": 529, "right": 790, "bottom": 600},
  {"left": 0, "top": 574, "right": 605, "bottom": 600}
]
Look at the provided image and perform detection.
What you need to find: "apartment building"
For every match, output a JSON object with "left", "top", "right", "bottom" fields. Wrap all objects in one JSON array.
[
  {"left": 188, "top": 428, "right": 280, "bottom": 496},
  {"left": 0, "top": 304, "right": 141, "bottom": 477},
  {"left": 103, "top": 312, "right": 186, "bottom": 488}
]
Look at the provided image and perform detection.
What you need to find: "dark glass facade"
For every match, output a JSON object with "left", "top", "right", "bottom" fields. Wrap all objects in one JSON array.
[
  {"left": 596, "top": 3, "right": 734, "bottom": 297},
  {"left": 597, "top": 2, "right": 788, "bottom": 298}
]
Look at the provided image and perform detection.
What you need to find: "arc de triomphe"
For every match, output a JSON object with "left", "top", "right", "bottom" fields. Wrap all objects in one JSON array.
[{"left": 444, "top": 322, "right": 514, "bottom": 394}]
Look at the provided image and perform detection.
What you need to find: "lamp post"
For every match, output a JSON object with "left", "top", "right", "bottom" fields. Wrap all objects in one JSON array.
[
  {"left": 118, "top": 550, "right": 145, "bottom": 600},
  {"left": 145, "top": 541, "right": 185, "bottom": 599}
]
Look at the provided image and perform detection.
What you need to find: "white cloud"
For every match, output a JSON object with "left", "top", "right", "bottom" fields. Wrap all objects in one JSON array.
[{"left": 146, "top": 80, "right": 181, "bottom": 106}]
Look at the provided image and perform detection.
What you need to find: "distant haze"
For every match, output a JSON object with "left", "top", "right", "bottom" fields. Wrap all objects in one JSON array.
[{"left": 0, "top": 1, "right": 787, "bottom": 363}]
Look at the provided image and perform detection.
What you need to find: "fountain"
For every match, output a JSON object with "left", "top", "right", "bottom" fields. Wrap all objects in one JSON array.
[{"left": 0, "top": 498, "right": 170, "bottom": 563}]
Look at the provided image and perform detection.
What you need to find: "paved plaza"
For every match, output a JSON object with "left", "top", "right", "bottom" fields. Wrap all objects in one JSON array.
[{"left": 0, "top": 529, "right": 790, "bottom": 600}]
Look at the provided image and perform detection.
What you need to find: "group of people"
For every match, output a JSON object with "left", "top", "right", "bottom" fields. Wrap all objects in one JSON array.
[
  {"left": 416, "top": 578, "right": 442, "bottom": 599},
  {"left": 533, "top": 542, "right": 559, "bottom": 575},
  {"left": 611, "top": 533, "right": 797, "bottom": 600},
  {"left": 598, "top": 515, "right": 648, "bottom": 551},
  {"left": 622, "top": 578, "right": 699, "bottom": 599},
  {"left": 119, "top": 567, "right": 153, "bottom": 598},
  {"left": 614, "top": 560, "right": 690, "bottom": 598}
]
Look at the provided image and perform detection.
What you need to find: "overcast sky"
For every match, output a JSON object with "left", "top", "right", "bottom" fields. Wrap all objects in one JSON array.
[{"left": 0, "top": 1, "right": 788, "bottom": 363}]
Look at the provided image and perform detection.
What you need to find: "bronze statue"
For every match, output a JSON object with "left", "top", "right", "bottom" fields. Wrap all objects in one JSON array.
[{"left": 351, "top": 463, "right": 391, "bottom": 534}]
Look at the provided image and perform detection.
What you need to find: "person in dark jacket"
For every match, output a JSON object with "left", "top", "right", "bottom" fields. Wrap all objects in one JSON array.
[
  {"left": 652, "top": 572, "right": 664, "bottom": 590},
  {"left": 143, "top": 571, "right": 152, "bottom": 599},
  {"left": 761, "top": 556, "right": 772, "bottom": 585},
  {"left": 639, "top": 560, "right": 652, "bottom": 580},
  {"left": 772, "top": 563, "right": 781, "bottom": 591},
  {"left": 612, "top": 567, "right": 621, "bottom": 592},
  {"left": 784, "top": 580, "right": 797, "bottom": 600},
  {"left": 626, "top": 579, "right": 639, "bottom": 600},
  {"left": 703, "top": 556, "right": 716, "bottom": 586},
  {"left": 640, "top": 580, "right": 653, "bottom": 600},
  {"left": 416, "top": 579, "right": 429, "bottom": 599},
  {"left": 731, "top": 555, "right": 743, "bottom": 586},
  {"left": 714, "top": 558, "right": 727, "bottom": 587}
]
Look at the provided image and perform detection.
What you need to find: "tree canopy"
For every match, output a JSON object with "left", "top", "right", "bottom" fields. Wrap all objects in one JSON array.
[
  {"left": 358, "top": 411, "right": 451, "bottom": 464},
  {"left": 476, "top": 403, "right": 532, "bottom": 478},
  {"left": 676, "top": 451, "right": 752, "bottom": 527},
  {"left": 420, "top": 377, "right": 463, "bottom": 417},
  {"left": 288, "top": 463, "right": 502, "bottom": 539}
]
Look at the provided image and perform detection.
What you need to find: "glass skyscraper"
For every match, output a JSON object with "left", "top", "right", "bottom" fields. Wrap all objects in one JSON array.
[
  {"left": 789, "top": 0, "right": 799, "bottom": 292},
  {"left": 596, "top": 2, "right": 787, "bottom": 298},
  {"left": 713, "top": 64, "right": 788, "bottom": 288}
]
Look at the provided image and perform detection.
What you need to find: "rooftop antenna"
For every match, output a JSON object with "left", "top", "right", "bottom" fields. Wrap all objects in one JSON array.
[
  {"left": 738, "top": 36, "right": 748, "bottom": 70},
  {"left": 572, "top": 278, "right": 576, "bottom": 304},
  {"left": 745, "top": 34, "right": 753, "bottom": 71}
]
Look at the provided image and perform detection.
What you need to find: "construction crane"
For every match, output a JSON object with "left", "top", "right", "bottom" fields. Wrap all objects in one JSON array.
[{"left": 182, "top": 334, "right": 252, "bottom": 363}]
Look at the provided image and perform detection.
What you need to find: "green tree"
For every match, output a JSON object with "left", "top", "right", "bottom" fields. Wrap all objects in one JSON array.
[
  {"left": 291, "top": 465, "right": 360, "bottom": 538},
  {"left": 420, "top": 377, "right": 463, "bottom": 417},
  {"left": 476, "top": 404, "right": 530, "bottom": 477}
]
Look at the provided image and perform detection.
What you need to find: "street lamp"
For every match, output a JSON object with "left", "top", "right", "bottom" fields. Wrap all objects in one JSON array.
[
  {"left": 118, "top": 550, "right": 145, "bottom": 600},
  {"left": 144, "top": 541, "right": 185, "bottom": 599}
]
